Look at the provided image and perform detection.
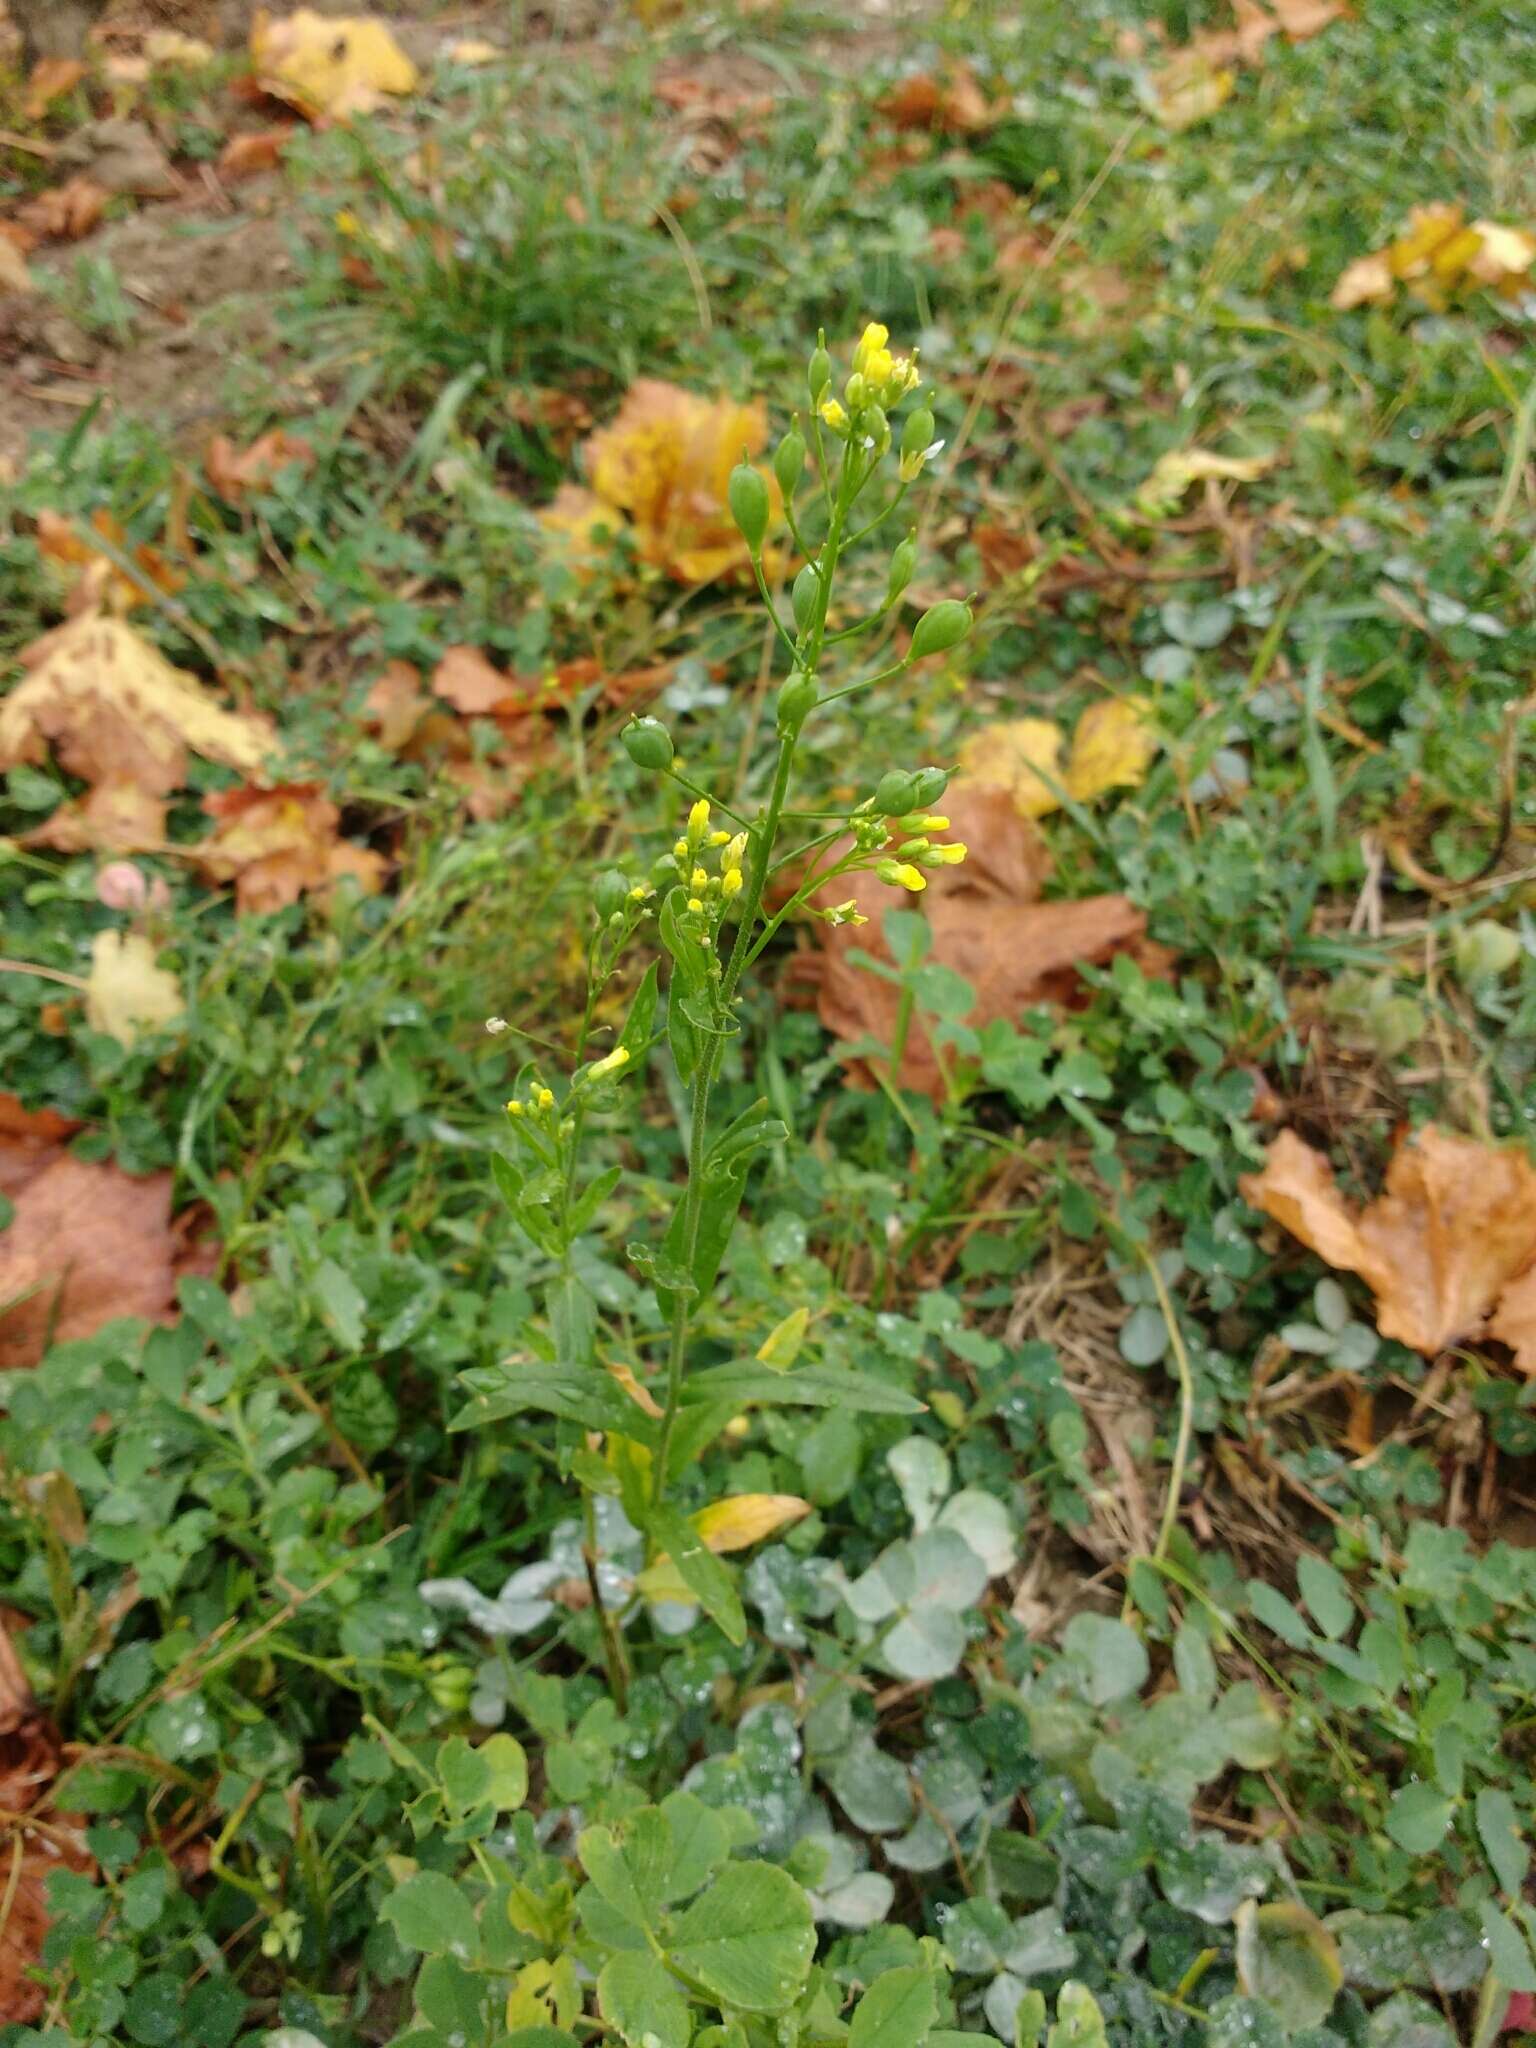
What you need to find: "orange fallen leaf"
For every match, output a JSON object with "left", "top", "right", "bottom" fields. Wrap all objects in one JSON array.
[
  {"left": 205, "top": 428, "right": 314, "bottom": 501},
  {"left": 197, "top": 782, "right": 387, "bottom": 914},
  {"left": 1491, "top": 1266, "right": 1536, "bottom": 1375},
  {"left": 26, "top": 781, "right": 166, "bottom": 855},
  {"left": 23, "top": 59, "right": 85, "bottom": 122},
  {"left": 34, "top": 508, "right": 184, "bottom": 614},
  {"left": 217, "top": 127, "right": 296, "bottom": 179},
  {"left": 790, "top": 782, "right": 1152, "bottom": 1101},
  {"left": 0, "top": 1096, "right": 82, "bottom": 1202},
  {"left": 431, "top": 645, "right": 531, "bottom": 718},
  {"left": 0, "top": 613, "right": 272, "bottom": 796},
  {"left": 876, "top": 64, "right": 996, "bottom": 135},
  {"left": 361, "top": 659, "right": 429, "bottom": 750},
  {"left": 14, "top": 176, "right": 110, "bottom": 244},
  {"left": 1241, "top": 1126, "right": 1536, "bottom": 1357}
]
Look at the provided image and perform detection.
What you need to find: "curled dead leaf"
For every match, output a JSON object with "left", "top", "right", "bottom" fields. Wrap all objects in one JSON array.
[
  {"left": 197, "top": 782, "right": 386, "bottom": 915},
  {"left": 217, "top": 127, "right": 296, "bottom": 180},
  {"left": 205, "top": 429, "right": 314, "bottom": 502},
  {"left": 14, "top": 176, "right": 110, "bottom": 244},
  {"left": 1241, "top": 1125, "right": 1536, "bottom": 1357},
  {"left": 955, "top": 718, "right": 1064, "bottom": 819},
  {"left": 23, "top": 59, "right": 85, "bottom": 122}
]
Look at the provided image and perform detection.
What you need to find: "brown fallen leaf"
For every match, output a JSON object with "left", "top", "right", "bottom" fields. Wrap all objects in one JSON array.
[
  {"left": 790, "top": 782, "right": 1149, "bottom": 1100},
  {"left": 23, "top": 58, "right": 85, "bottom": 122},
  {"left": 14, "top": 176, "right": 110, "bottom": 243},
  {"left": 86, "top": 930, "right": 183, "bottom": 1047},
  {"left": 361, "top": 659, "right": 429, "bottom": 751},
  {"left": 1330, "top": 250, "right": 1394, "bottom": 311},
  {"left": 0, "top": 1618, "right": 92, "bottom": 2026},
  {"left": 54, "top": 118, "right": 178, "bottom": 200},
  {"left": 0, "top": 236, "right": 35, "bottom": 297},
  {"left": 1491, "top": 1266, "right": 1536, "bottom": 1375},
  {"left": 431, "top": 645, "right": 529, "bottom": 718},
  {"left": 0, "top": 612, "right": 273, "bottom": 798},
  {"left": 955, "top": 719, "right": 1064, "bottom": 819},
  {"left": 0, "top": 1096, "right": 83, "bottom": 1202},
  {"left": 197, "top": 782, "right": 386, "bottom": 914},
  {"left": 1240, "top": 1125, "right": 1536, "bottom": 1357},
  {"left": 876, "top": 64, "right": 997, "bottom": 135},
  {"left": 216, "top": 127, "right": 297, "bottom": 180},
  {"left": 26, "top": 780, "right": 166, "bottom": 855},
  {"left": 205, "top": 428, "right": 315, "bottom": 502},
  {"left": 35, "top": 508, "right": 184, "bottom": 614}
]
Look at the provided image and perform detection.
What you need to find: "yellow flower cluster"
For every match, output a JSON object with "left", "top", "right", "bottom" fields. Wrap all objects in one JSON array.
[
  {"left": 819, "top": 322, "right": 922, "bottom": 439},
  {"left": 673, "top": 799, "right": 747, "bottom": 921}
]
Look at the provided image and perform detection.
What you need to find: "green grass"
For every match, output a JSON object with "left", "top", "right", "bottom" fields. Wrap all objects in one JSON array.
[{"left": 2, "top": 1, "right": 1536, "bottom": 2043}]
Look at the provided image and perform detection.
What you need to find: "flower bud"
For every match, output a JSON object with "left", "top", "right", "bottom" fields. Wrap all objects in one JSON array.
[
  {"left": 776, "top": 669, "right": 819, "bottom": 737},
  {"left": 909, "top": 598, "right": 973, "bottom": 662},
  {"left": 886, "top": 530, "right": 917, "bottom": 607},
  {"left": 910, "top": 765, "right": 951, "bottom": 806},
  {"left": 807, "top": 340, "right": 831, "bottom": 401},
  {"left": 622, "top": 716, "right": 674, "bottom": 771},
  {"left": 844, "top": 372, "right": 868, "bottom": 410},
  {"left": 728, "top": 460, "right": 770, "bottom": 555},
  {"left": 792, "top": 563, "right": 820, "bottom": 635},
  {"left": 593, "top": 870, "right": 629, "bottom": 919},
  {"left": 774, "top": 425, "right": 806, "bottom": 499},
  {"left": 872, "top": 769, "right": 920, "bottom": 814}
]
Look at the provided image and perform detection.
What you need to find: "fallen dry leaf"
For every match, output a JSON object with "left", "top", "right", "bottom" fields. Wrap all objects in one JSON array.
[
  {"left": 27, "top": 780, "right": 166, "bottom": 855},
  {"left": 34, "top": 508, "right": 184, "bottom": 614},
  {"left": 217, "top": 127, "right": 296, "bottom": 179},
  {"left": 790, "top": 782, "right": 1151, "bottom": 1100},
  {"left": 578, "top": 379, "right": 777, "bottom": 585},
  {"left": 1330, "top": 250, "right": 1394, "bottom": 311},
  {"left": 23, "top": 58, "right": 85, "bottom": 121},
  {"left": 14, "top": 176, "right": 109, "bottom": 244},
  {"left": 251, "top": 9, "right": 420, "bottom": 120},
  {"left": 1491, "top": 1267, "right": 1536, "bottom": 1375},
  {"left": 445, "top": 37, "right": 499, "bottom": 65},
  {"left": 361, "top": 659, "right": 429, "bottom": 751},
  {"left": 86, "top": 930, "right": 183, "bottom": 1048},
  {"left": 955, "top": 718, "right": 1064, "bottom": 819},
  {"left": 55, "top": 117, "right": 178, "bottom": 199},
  {"left": 1145, "top": 52, "right": 1234, "bottom": 131},
  {"left": 205, "top": 429, "right": 314, "bottom": 501},
  {"left": 0, "top": 1620, "right": 92, "bottom": 2026},
  {"left": 608, "top": 1361, "right": 664, "bottom": 1420},
  {"left": 1331, "top": 204, "right": 1536, "bottom": 313},
  {"left": 0, "top": 612, "right": 273, "bottom": 797},
  {"left": 0, "top": 1096, "right": 83, "bottom": 1203},
  {"left": 692, "top": 1495, "right": 812, "bottom": 1553},
  {"left": 1134, "top": 446, "right": 1276, "bottom": 516},
  {"left": 1064, "top": 697, "right": 1158, "bottom": 802},
  {"left": 432, "top": 646, "right": 528, "bottom": 718},
  {"left": 1241, "top": 1125, "right": 1536, "bottom": 1357},
  {"left": 0, "top": 237, "right": 35, "bottom": 296},
  {"left": 876, "top": 65, "right": 996, "bottom": 134},
  {"left": 197, "top": 782, "right": 386, "bottom": 914},
  {"left": 143, "top": 28, "right": 215, "bottom": 67}
]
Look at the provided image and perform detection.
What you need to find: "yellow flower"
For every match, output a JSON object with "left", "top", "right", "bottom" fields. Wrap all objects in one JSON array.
[
  {"left": 724, "top": 832, "right": 749, "bottom": 868},
  {"left": 688, "top": 798, "right": 711, "bottom": 840},
  {"left": 854, "top": 321, "right": 890, "bottom": 373},
  {"left": 864, "top": 347, "right": 894, "bottom": 386},
  {"left": 628, "top": 883, "right": 651, "bottom": 901},
  {"left": 589, "top": 1046, "right": 631, "bottom": 1079},
  {"left": 721, "top": 867, "right": 744, "bottom": 899},
  {"left": 877, "top": 859, "right": 927, "bottom": 892},
  {"left": 819, "top": 399, "right": 848, "bottom": 431},
  {"left": 506, "top": 1099, "right": 524, "bottom": 1117},
  {"left": 687, "top": 897, "right": 705, "bottom": 913},
  {"left": 691, "top": 867, "right": 709, "bottom": 893},
  {"left": 708, "top": 830, "right": 730, "bottom": 847},
  {"left": 927, "top": 842, "right": 968, "bottom": 865},
  {"left": 673, "top": 838, "right": 689, "bottom": 860},
  {"left": 535, "top": 1085, "right": 555, "bottom": 1109}
]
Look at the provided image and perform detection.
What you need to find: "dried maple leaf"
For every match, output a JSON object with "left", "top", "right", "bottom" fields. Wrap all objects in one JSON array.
[
  {"left": 86, "top": 930, "right": 183, "bottom": 1047},
  {"left": 790, "top": 783, "right": 1148, "bottom": 1100},
  {"left": 580, "top": 379, "right": 777, "bottom": 585},
  {"left": 197, "top": 782, "right": 386, "bottom": 914},
  {"left": 0, "top": 613, "right": 272, "bottom": 796},
  {"left": 0, "top": 1096, "right": 81, "bottom": 1202},
  {"left": 216, "top": 127, "right": 296, "bottom": 180},
  {"left": 1241, "top": 1126, "right": 1536, "bottom": 1357},
  {"left": 14, "top": 176, "right": 109, "bottom": 244},
  {"left": 205, "top": 429, "right": 314, "bottom": 502},
  {"left": 251, "top": 9, "right": 419, "bottom": 121}
]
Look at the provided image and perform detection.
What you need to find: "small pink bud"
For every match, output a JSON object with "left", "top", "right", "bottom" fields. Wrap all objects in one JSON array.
[
  {"left": 96, "top": 862, "right": 149, "bottom": 910},
  {"left": 1505, "top": 1992, "right": 1536, "bottom": 2033}
]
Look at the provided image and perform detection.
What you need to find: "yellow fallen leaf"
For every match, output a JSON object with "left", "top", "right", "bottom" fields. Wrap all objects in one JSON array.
[
  {"left": 756, "top": 1306, "right": 809, "bottom": 1370},
  {"left": 0, "top": 613, "right": 273, "bottom": 798},
  {"left": 1386, "top": 201, "right": 1471, "bottom": 282},
  {"left": 87, "top": 931, "right": 183, "bottom": 1047},
  {"left": 1468, "top": 220, "right": 1536, "bottom": 290},
  {"left": 1330, "top": 250, "right": 1394, "bottom": 311},
  {"left": 0, "top": 237, "right": 34, "bottom": 296},
  {"left": 955, "top": 717, "right": 1064, "bottom": 819},
  {"left": 445, "top": 38, "right": 499, "bottom": 65},
  {"left": 1065, "top": 698, "right": 1158, "bottom": 802},
  {"left": 251, "top": 8, "right": 419, "bottom": 120},
  {"left": 691, "top": 1494, "right": 812, "bottom": 1554},
  {"left": 607, "top": 1361, "right": 664, "bottom": 1420},
  {"left": 143, "top": 29, "right": 215, "bottom": 66},
  {"left": 1136, "top": 447, "right": 1276, "bottom": 515},
  {"left": 1146, "top": 52, "right": 1234, "bottom": 131}
]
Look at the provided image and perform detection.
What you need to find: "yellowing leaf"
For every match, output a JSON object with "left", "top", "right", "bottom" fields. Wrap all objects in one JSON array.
[
  {"left": 955, "top": 718, "right": 1064, "bottom": 819},
  {"left": 1330, "top": 251, "right": 1393, "bottom": 310},
  {"left": 607, "top": 1361, "right": 664, "bottom": 1419},
  {"left": 1146, "top": 53, "right": 1234, "bottom": 131},
  {"left": 0, "top": 614, "right": 273, "bottom": 797},
  {"left": 143, "top": 29, "right": 215, "bottom": 66},
  {"left": 756, "top": 1306, "right": 809, "bottom": 1370},
  {"left": 691, "top": 1494, "right": 812, "bottom": 1554},
  {"left": 1135, "top": 447, "right": 1276, "bottom": 515},
  {"left": 1468, "top": 219, "right": 1536, "bottom": 289},
  {"left": 445, "top": 38, "right": 499, "bottom": 65},
  {"left": 251, "top": 9, "right": 419, "bottom": 121},
  {"left": 86, "top": 931, "right": 183, "bottom": 1048},
  {"left": 1065, "top": 698, "right": 1158, "bottom": 801}
]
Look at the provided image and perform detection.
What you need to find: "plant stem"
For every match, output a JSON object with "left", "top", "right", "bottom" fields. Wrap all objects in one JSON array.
[
  {"left": 1143, "top": 1243, "right": 1195, "bottom": 1564},
  {"left": 581, "top": 1485, "right": 629, "bottom": 1713}
]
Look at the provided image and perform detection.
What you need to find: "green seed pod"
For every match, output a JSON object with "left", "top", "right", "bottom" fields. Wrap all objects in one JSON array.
[
  {"left": 593, "top": 870, "right": 629, "bottom": 920},
  {"left": 622, "top": 716, "right": 674, "bottom": 771},
  {"left": 776, "top": 668, "right": 819, "bottom": 737},
  {"left": 910, "top": 765, "right": 951, "bottom": 807},
  {"left": 774, "top": 424, "right": 806, "bottom": 499},
  {"left": 728, "top": 460, "right": 770, "bottom": 554},
  {"left": 909, "top": 598, "right": 973, "bottom": 662},
  {"left": 886, "top": 530, "right": 918, "bottom": 607},
  {"left": 872, "top": 769, "right": 920, "bottom": 815},
  {"left": 792, "top": 562, "right": 820, "bottom": 634},
  {"left": 807, "top": 341, "right": 831, "bottom": 401},
  {"left": 650, "top": 853, "right": 679, "bottom": 887},
  {"left": 844, "top": 371, "right": 869, "bottom": 411},
  {"left": 901, "top": 406, "right": 936, "bottom": 460}
]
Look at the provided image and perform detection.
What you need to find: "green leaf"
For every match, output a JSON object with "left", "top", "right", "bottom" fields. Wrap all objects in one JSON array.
[
  {"left": 1476, "top": 1787, "right": 1529, "bottom": 1896},
  {"left": 579, "top": 1807, "right": 674, "bottom": 1930},
  {"left": 668, "top": 991, "right": 701, "bottom": 1086},
  {"left": 618, "top": 960, "right": 660, "bottom": 1064},
  {"left": 1296, "top": 1554, "right": 1354, "bottom": 1640},
  {"left": 1060, "top": 1614, "right": 1148, "bottom": 1706},
  {"left": 492, "top": 1153, "right": 524, "bottom": 1214},
  {"left": 311, "top": 1258, "right": 366, "bottom": 1351},
  {"left": 1385, "top": 1783, "right": 1455, "bottom": 1856},
  {"left": 665, "top": 1861, "right": 816, "bottom": 2013},
  {"left": 656, "top": 1106, "right": 785, "bottom": 1321},
  {"left": 1233, "top": 1901, "right": 1342, "bottom": 2030},
  {"left": 649, "top": 1505, "right": 745, "bottom": 1646},
  {"left": 451, "top": 1359, "right": 643, "bottom": 1435},
  {"left": 685, "top": 1364, "right": 924, "bottom": 1415},
  {"left": 848, "top": 1965, "right": 938, "bottom": 2048},
  {"left": 1246, "top": 1580, "right": 1315, "bottom": 1650},
  {"left": 1046, "top": 1983, "right": 1109, "bottom": 2048},
  {"left": 1479, "top": 1899, "right": 1536, "bottom": 1993},
  {"left": 599, "top": 1951, "right": 691, "bottom": 2048},
  {"left": 549, "top": 1271, "right": 597, "bottom": 1364},
  {"left": 380, "top": 1871, "right": 481, "bottom": 1963},
  {"left": 1213, "top": 1682, "right": 1285, "bottom": 1770},
  {"left": 660, "top": 1790, "right": 729, "bottom": 1901},
  {"left": 480, "top": 1733, "right": 529, "bottom": 1811}
]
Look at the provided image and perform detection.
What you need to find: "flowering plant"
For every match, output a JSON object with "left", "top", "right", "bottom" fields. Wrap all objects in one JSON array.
[{"left": 461, "top": 322, "right": 973, "bottom": 1697}]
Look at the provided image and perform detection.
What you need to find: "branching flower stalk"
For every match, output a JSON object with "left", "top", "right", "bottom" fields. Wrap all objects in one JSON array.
[{"left": 484, "top": 321, "right": 972, "bottom": 1664}]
